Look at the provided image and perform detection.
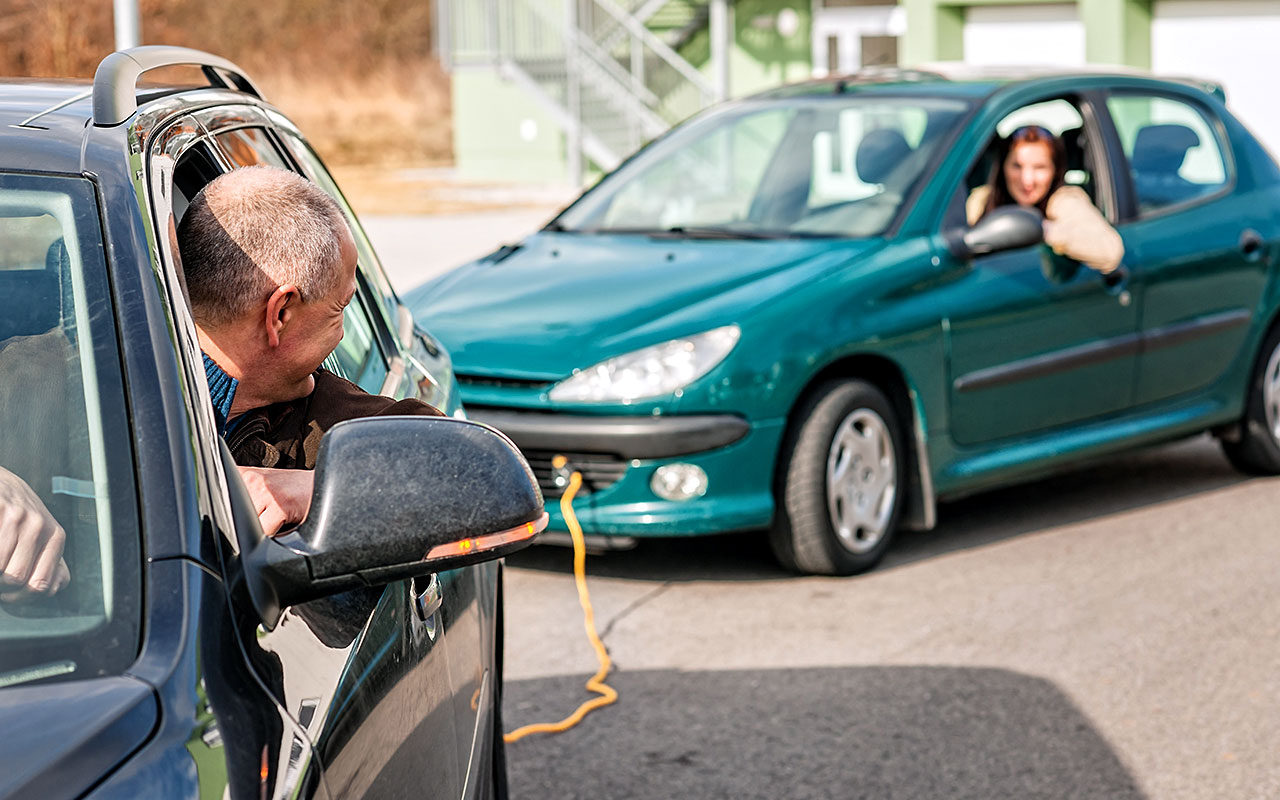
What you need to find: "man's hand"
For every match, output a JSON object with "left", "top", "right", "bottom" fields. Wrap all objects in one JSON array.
[
  {"left": 237, "top": 466, "right": 314, "bottom": 537},
  {"left": 0, "top": 467, "right": 70, "bottom": 602}
]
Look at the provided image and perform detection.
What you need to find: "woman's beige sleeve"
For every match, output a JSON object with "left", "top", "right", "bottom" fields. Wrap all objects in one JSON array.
[
  {"left": 965, "top": 185, "right": 990, "bottom": 226},
  {"left": 1043, "top": 186, "right": 1124, "bottom": 273}
]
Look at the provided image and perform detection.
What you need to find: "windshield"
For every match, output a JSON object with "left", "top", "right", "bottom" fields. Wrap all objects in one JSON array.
[
  {"left": 0, "top": 173, "right": 140, "bottom": 687},
  {"left": 556, "top": 95, "right": 971, "bottom": 238}
]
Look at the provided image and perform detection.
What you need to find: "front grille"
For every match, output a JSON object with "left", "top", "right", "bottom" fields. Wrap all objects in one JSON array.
[
  {"left": 456, "top": 373, "right": 551, "bottom": 390},
  {"left": 523, "top": 450, "right": 629, "bottom": 498}
]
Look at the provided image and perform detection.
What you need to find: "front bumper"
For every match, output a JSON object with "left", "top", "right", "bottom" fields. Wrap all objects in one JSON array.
[{"left": 467, "top": 408, "right": 784, "bottom": 537}]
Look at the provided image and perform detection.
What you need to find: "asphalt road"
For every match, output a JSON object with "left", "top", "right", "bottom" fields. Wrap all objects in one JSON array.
[
  {"left": 500, "top": 434, "right": 1280, "bottom": 799},
  {"left": 362, "top": 213, "right": 1280, "bottom": 797}
]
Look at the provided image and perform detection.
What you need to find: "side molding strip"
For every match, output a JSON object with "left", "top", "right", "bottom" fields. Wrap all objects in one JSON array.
[{"left": 953, "top": 309, "right": 1251, "bottom": 394}]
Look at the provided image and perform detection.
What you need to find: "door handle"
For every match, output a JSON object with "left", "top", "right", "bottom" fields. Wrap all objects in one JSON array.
[
  {"left": 1240, "top": 229, "right": 1265, "bottom": 261},
  {"left": 411, "top": 573, "right": 443, "bottom": 621},
  {"left": 1102, "top": 264, "right": 1129, "bottom": 290},
  {"left": 1102, "top": 264, "right": 1131, "bottom": 306}
]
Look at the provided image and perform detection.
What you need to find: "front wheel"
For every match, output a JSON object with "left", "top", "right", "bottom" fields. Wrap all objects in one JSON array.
[
  {"left": 1222, "top": 325, "right": 1280, "bottom": 474},
  {"left": 769, "top": 380, "right": 906, "bottom": 576}
]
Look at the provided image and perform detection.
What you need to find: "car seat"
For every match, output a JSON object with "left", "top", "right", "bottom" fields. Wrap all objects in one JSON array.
[
  {"left": 1130, "top": 124, "right": 1202, "bottom": 211},
  {"left": 855, "top": 128, "right": 914, "bottom": 186},
  {"left": 1059, "top": 126, "right": 1096, "bottom": 201}
]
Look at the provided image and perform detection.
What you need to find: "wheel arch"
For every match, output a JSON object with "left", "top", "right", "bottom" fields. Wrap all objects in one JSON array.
[{"left": 778, "top": 353, "right": 936, "bottom": 532}]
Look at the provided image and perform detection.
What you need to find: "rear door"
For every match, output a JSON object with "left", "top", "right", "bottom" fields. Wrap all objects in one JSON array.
[{"left": 1103, "top": 90, "right": 1269, "bottom": 406}]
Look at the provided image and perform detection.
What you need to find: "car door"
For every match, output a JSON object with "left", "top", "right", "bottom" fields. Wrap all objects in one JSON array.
[
  {"left": 941, "top": 95, "right": 1138, "bottom": 446},
  {"left": 265, "top": 122, "right": 498, "bottom": 794},
  {"left": 1103, "top": 90, "right": 1270, "bottom": 406},
  {"left": 169, "top": 111, "right": 468, "bottom": 798}
]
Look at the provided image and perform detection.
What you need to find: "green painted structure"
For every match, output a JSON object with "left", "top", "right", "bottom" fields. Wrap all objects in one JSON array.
[
  {"left": 449, "top": 0, "right": 812, "bottom": 184},
  {"left": 450, "top": 1, "right": 1160, "bottom": 183},
  {"left": 901, "top": 0, "right": 1153, "bottom": 67}
]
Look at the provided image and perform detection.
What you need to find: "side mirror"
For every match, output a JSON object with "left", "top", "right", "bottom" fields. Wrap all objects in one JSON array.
[
  {"left": 228, "top": 416, "right": 546, "bottom": 627},
  {"left": 946, "top": 206, "right": 1044, "bottom": 258}
]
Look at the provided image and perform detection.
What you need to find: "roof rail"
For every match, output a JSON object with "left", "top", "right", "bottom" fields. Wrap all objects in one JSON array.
[{"left": 92, "top": 45, "right": 263, "bottom": 127}]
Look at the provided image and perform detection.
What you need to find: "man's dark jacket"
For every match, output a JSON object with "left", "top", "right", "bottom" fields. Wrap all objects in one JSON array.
[{"left": 226, "top": 369, "right": 443, "bottom": 468}]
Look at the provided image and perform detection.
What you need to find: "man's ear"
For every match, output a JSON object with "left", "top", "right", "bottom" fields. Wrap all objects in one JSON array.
[{"left": 263, "top": 284, "right": 301, "bottom": 348}]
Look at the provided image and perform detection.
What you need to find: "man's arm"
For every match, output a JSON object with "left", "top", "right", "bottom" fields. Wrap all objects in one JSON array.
[
  {"left": 237, "top": 466, "right": 314, "bottom": 537},
  {"left": 0, "top": 466, "right": 70, "bottom": 601}
]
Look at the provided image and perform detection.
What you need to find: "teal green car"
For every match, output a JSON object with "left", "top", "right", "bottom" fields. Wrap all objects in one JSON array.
[{"left": 406, "top": 67, "right": 1280, "bottom": 575}]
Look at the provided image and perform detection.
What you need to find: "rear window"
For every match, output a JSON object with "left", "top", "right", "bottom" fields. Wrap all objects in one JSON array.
[{"left": 0, "top": 173, "right": 140, "bottom": 687}]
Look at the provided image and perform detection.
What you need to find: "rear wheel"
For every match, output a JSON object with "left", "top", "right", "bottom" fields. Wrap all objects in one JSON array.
[
  {"left": 1222, "top": 325, "right": 1280, "bottom": 474},
  {"left": 769, "top": 380, "right": 906, "bottom": 575}
]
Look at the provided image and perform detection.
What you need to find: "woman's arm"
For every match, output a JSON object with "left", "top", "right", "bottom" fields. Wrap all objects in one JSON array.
[{"left": 1043, "top": 186, "right": 1124, "bottom": 273}]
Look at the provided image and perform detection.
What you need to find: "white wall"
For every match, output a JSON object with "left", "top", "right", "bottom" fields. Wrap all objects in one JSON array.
[
  {"left": 1153, "top": 0, "right": 1280, "bottom": 161},
  {"left": 963, "top": 3, "right": 1086, "bottom": 67}
]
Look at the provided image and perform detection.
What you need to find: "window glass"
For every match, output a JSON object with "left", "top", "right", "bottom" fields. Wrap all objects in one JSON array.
[
  {"left": 601, "top": 108, "right": 792, "bottom": 230},
  {"left": 0, "top": 174, "right": 140, "bottom": 686},
  {"left": 557, "top": 96, "right": 970, "bottom": 238},
  {"left": 274, "top": 133, "right": 403, "bottom": 342},
  {"left": 215, "top": 127, "right": 292, "bottom": 170},
  {"left": 323, "top": 291, "right": 387, "bottom": 392},
  {"left": 1107, "top": 94, "right": 1228, "bottom": 215},
  {"left": 954, "top": 97, "right": 1108, "bottom": 227}
]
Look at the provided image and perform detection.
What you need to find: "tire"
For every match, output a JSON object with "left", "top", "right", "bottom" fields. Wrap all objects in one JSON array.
[
  {"left": 1222, "top": 324, "right": 1280, "bottom": 474},
  {"left": 769, "top": 379, "right": 906, "bottom": 576}
]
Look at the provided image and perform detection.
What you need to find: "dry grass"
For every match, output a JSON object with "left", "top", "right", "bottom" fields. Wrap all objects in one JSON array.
[{"left": 263, "top": 61, "right": 453, "bottom": 167}]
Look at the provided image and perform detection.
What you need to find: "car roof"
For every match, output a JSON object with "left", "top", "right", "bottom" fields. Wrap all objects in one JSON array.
[
  {"left": 0, "top": 81, "right": 98, "bottom": 172},
  {"left": 749, "top": 64, "right": 1225, "bottom": 103}
]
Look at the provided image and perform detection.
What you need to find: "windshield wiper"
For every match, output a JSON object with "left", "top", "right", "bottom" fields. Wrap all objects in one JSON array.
[{"left": 648, "top": 226, "right": 784, "bottom": 240}]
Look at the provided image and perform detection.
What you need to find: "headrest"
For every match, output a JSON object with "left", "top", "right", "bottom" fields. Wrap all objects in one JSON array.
[
  {"left": 1060, "top": 126, "right": 1086, "bottom": 171},
  {"left": 856, "top": 128, "right": 912, "bottom": 185},
  {"left": 1132, "top": 124, "right": 1201, "bottom": 174},
  {"left": 0, "top": 270, "right": 60, "bottom": 342}
]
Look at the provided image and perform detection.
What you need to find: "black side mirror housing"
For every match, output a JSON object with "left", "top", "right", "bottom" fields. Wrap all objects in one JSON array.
[
  {"left": 947, "top": 205, "right": 1044, "bottom": 258},
  {"left": 226, "top": 416, "right": 546, "bottom": 627}
]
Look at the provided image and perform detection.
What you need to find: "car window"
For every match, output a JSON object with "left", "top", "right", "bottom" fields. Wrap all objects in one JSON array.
[
  {"left": 214, "top": 126, "right": 292, "bottom": 170},
  {"left": 599, "top": 107, "right": 793, "bottom": 230},
  {"left": 272, "top": 132, "right": 404, "bottom": 344},
  {"left": 323, "top": 290, "right": 388, "bottom": 392},
  {"left": 1107, "top": 93, "right": 1228, "bottom": 216},
  {"left": 950, "top": 96, "right": 1110, "bottom": 227},
  {"left": 556, "top": 96, "right": 971, "bottom": 238},
  {"left": 0, "top": 173, "right": 140, "bottom": 687},
  {"left": 202, "top": 126, "right": 389, "bottom": 391}
]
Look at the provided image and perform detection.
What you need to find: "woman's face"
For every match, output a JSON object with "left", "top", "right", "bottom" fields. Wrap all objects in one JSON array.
[{"left": 1003, "top": 140, "right": 1056, "bottom": 207}]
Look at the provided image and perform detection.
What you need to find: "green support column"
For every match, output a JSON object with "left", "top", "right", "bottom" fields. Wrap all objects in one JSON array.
[
  {"left": 902, "top": 0, "right": 965, "bottom": 65},
  {"left": 1080, "top": 0, "right": 1151, "bottom": 68}
]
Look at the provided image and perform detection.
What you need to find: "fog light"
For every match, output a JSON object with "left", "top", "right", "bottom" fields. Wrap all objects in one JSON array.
[{"left": 650, "top": 463, "right": 708, "bottom": 502}]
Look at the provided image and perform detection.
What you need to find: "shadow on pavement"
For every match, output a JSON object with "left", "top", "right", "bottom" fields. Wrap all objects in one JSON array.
[
  {"left": 507, "top": 434, "right": 1254, "bottom": 581},
  {"left": 504, "top": 665, "right": 1145, "bottom": 800}
]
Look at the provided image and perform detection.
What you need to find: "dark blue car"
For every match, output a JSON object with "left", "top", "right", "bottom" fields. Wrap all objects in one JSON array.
[{"left": 0, "top": 47, "right": 543, "bottom": 799}]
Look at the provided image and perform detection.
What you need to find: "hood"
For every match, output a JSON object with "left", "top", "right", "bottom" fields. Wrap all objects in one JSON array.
[{"left": 406, "top": 232, "right": 884, "bottom": 380}]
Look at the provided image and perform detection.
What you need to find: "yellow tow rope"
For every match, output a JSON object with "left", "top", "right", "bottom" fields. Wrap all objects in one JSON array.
[{"left": 503, "top": 456, "right": 618, "bottom": 742}]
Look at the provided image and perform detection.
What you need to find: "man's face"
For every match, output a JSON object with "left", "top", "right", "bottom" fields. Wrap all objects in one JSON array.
[{"left": 268, "top": 226, "right": 359, "bottom": 402}]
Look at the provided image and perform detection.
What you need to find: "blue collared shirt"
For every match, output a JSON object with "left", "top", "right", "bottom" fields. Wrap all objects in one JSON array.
[{"left": 203, "top": 352, "right": 240, "bottom": 437}]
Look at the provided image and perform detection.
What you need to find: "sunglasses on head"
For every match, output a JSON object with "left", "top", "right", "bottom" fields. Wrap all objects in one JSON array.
[{"left": 1010, "top": 124, "right": 1055, "bottom": 141}]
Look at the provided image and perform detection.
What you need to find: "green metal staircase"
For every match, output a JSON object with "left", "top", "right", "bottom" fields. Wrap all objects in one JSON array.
[{"left": 436, "top": 0, "right": 719, "bottom": 175}]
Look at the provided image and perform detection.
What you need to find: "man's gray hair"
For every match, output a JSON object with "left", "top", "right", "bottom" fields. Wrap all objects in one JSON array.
[{"left": 178, "top": 166, "right": 350, "bottom": 325}]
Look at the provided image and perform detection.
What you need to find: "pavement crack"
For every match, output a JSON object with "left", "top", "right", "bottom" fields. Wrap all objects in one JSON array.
[{"left": 599, "top": 581, "right": 673, "bottom": 642}]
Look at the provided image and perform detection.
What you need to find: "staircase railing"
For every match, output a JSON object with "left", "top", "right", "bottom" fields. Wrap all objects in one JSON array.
[{"left": 435, "top": 0, "right": 718, "bottom": 177}]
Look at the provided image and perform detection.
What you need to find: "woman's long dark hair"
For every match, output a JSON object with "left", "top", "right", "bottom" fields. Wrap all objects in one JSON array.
[{"left": 983, "top": 125, "right": 1067, "bottom": 218}]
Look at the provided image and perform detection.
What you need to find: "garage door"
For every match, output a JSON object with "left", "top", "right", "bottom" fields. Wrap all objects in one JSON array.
[
  {"left": 963, "top": 4, "right": 1085, "bottom": 67},
  {"left": 1153, "top": 0, "right": 1280, "bottom": 160}
]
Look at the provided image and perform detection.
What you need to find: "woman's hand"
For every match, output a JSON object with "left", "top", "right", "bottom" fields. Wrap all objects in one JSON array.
[{"left": 0, "top": 467, "right": 70, "bottom": 602}]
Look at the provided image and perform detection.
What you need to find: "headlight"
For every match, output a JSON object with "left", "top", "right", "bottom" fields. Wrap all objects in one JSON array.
[{"left": 548, "top": 325, "right": 740, "bottom": 403}]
